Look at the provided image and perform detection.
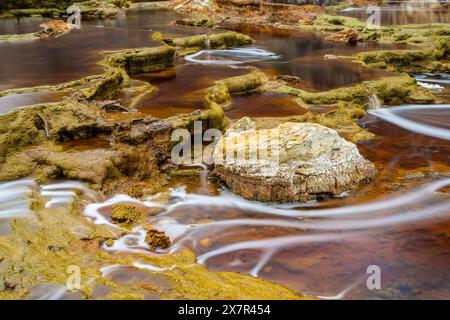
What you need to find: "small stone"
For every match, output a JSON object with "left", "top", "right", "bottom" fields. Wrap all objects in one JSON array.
[
  {"left": 4, "top": 280, "right": 16, "bottom": 290},
  {"left": 96, "top": 100, "right": 129, "bottom": 112},
  {"left": 145, "top": 229, "right": 171, "bottom": 250},
  {"left": 110, "top": 204, "right": 145, "bottom": 225},
  {"left": 276, "top": 75, "right": 302, "bottom": 85},
  {"left": 48, "top": 245, "right": 64, "bottom": 251},
  {"left": 104, "top": 238, "right": 115, "bottom": 247}
]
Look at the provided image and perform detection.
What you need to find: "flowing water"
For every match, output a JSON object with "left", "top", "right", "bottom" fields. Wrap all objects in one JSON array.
[
  {"left": 0, "top": 7, "right": 450, "bottom": 299},
  {"left": 339, "top": 4, "right": 450, "bottom": 25}
]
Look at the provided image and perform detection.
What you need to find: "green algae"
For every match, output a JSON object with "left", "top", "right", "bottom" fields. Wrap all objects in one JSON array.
[{"left": 0, "top": 31, "right": 251, "bottom": 106}]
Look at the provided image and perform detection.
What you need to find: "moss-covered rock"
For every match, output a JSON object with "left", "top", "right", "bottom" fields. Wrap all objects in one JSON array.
[
  {"left": 205, "top": 70, "right": 265, "bottom": 108},
  {"left": 269, "top": 74, "right": 436, "bottom": 142},
  {"left": 174, "top": 14, "right": 215, "bottom": 28},
  {"left": 163, "top": 31, "right": 253, "bottom": 55},
  {"left": 111, "top": 203, "right": 145, "bottom": 225},
  {"left": 353, "top": 37, "right": 450, "bottom": 73},
  {"left": 103, "top": 46, "right": 177, "bottom": 74}
]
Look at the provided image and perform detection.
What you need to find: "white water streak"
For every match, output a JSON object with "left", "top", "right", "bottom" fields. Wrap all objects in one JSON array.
[
  {"left": 368, "top": 104, "right": 450, "bottom": 140},
  {"left": 163, "top": 179, "right": 450, "bottom": 218},
  {"left": 185, "top": 47, "right": 279, "bottom": 65}
]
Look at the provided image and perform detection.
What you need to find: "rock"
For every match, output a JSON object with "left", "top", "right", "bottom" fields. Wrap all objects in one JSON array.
[
  {"left": 111, "top": 203, "right": 145, "bottom": 225},
  {"left": 352, "top": 0, "right": 384, "bottom": 7},
  {"left": 76, "top": 0, "right": 128, "bottom": 19},
  {"left": 213, "top": 118, "right": 376, "bottom": 202},
  {"left": 145, "top": 229, "right": 171, "bottom": 250},
  {"left": 39, "top": 20, "right": 76, "bottom": 38},
  {"left": 325, "top": 28, "right": 359, "bottom": 44},
  {"left": 276, "top": 75, "right": 302, "bottom": 86},
  {"left": 95, "top": 100, "right": 129, "bottom": 112},
  {"left": 174, "top": 14, "right": 215, "bottom": 28}
]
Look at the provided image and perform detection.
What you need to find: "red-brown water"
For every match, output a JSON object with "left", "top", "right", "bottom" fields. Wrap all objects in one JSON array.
[
  {"left": 1, "top": 8, "right": 449, "bottom": 300},
  {"left": 227, "top": 92, "right": 308, "bottom": 118},
  {"left": 132, "top": 63, "right": 249, "bottom": 118}
]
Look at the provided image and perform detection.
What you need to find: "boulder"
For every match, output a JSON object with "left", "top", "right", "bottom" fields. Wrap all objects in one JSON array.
[
  {"left": 213, "top": 118, "right": 376, "bottom": 202},
  {"left": 325, "top": 28, "right": 359, "bottom": 44}
]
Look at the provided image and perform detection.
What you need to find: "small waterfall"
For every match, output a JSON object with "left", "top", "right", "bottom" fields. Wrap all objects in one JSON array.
[
  {"left": 203, "top": 38, "right": 211, "bottom": 50},
  {"left": 368, "top": 94, "right": 381, "bottom": 110}
]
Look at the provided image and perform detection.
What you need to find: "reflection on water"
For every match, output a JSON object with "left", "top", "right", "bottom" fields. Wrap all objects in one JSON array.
[
  {"left": 339, "top": 5, "right": 450, "bottom": 25},
  {"left": 368, "top": 104, "right": 450, "bottom": 140},
  {"left": 227, "top": 92, "right": 308, "bottom": 119},
  {"left": 84, "top": 8, "right": 219, "bottom": 35},
  {"left": 0, "top": 90, "right": 69, "bottom": 114},
  {"left": 221, "top": 23, "right": 399, "bottom": 91},
  {"left": 84, "top": 174, "right": 450, "bottom": 299},
  {"left": 0, "top": 17, "right": 50, "bottom": 35},
  {"left": 0, "top": 10, "right": 223, "bottom": 91},
  {"left": 132, "top": 64, "right": 249, "bottom": 117},
  {"left": 1, "top": 7, "right": 450, "bottom": 300},
  {"left": 0, "top": 26, "right": 156, "bottom": 90}
]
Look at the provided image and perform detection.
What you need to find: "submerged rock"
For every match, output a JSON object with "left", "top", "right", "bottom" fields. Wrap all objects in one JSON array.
[{"left": 213, "top": 118, "right": 377, "bottom": 202}]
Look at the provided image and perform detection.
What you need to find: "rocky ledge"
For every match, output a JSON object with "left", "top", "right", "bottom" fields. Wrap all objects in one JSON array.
[{"left": 213, "top": 118, "right": 377, "bottom": 202}]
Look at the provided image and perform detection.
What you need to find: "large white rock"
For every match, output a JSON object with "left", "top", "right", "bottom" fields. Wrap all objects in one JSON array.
[{"left": 213, "top": 118, "right": 377, "bottom": 202}]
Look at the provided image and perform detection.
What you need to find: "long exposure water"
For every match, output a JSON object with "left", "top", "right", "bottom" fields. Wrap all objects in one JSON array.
[{"left": 0, "top": 6, "right": 449, "bottom": 299}]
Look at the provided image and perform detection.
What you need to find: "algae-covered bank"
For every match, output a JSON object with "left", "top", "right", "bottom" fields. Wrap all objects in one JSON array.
[{"left": 0, "top": 0, "right": 450, "bottom": 303}]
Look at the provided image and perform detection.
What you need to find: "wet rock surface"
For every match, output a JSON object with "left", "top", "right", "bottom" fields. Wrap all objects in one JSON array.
[{"left": 213, "top": 118, "right": 377, "bottom": 202}]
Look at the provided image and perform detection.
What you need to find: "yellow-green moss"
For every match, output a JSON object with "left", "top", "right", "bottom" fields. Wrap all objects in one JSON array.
[
  {"left": 111, "top": 203, "right": 145, "bottom": 225},
  {"left": 0, "top": 191, "right": 305, "bottom": 300},
  {"left": 270, "top": 74, "right": 436, "bottom": 142}
]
